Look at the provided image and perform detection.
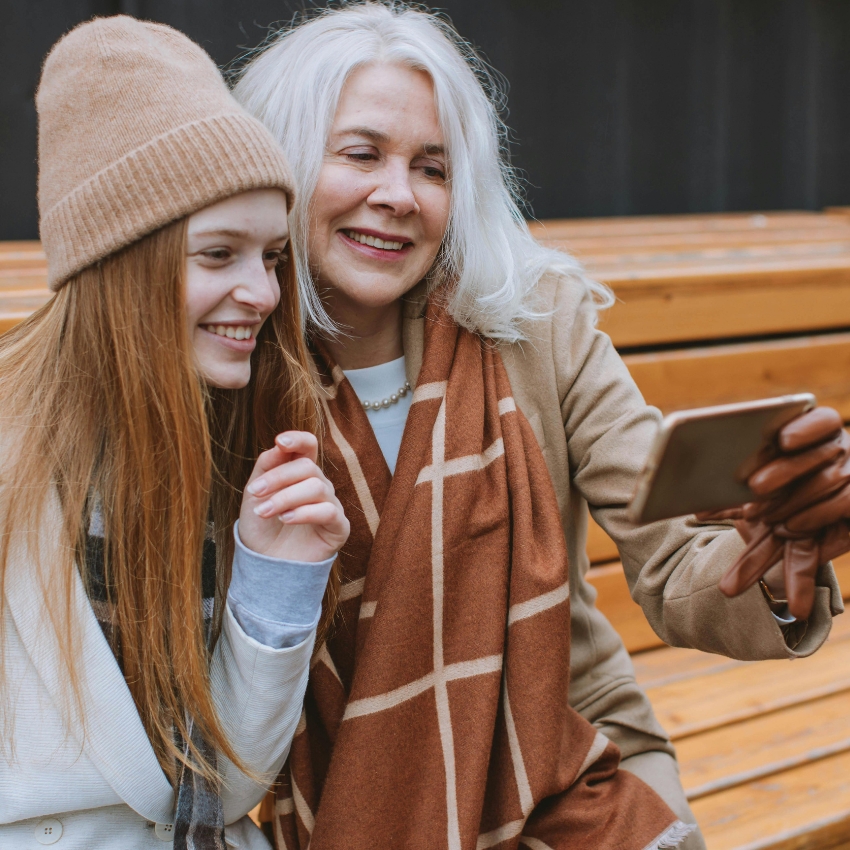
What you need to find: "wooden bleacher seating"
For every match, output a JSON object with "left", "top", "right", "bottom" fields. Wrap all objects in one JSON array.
[
  {"left": 527, "top": 210, "right": 850, "bottom": 850},
  {"left": 3, "top": 211, "right": 850, "bottom": 848}
]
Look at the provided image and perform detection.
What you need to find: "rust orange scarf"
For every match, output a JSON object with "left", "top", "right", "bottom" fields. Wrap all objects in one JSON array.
[{"left": 268, "top": 300, "right": 691, "bottom": 850}]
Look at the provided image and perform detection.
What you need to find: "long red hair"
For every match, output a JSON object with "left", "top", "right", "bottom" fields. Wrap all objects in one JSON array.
[{"left": 0, "top": 218, "right": 337, "bottom": 780}]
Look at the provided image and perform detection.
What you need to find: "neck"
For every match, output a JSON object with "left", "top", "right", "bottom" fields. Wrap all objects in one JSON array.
[{"left": 323, "top": 297, "right": 404, "bottom": 370}]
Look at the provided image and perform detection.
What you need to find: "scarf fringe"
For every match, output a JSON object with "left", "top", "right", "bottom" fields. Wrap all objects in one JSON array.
[{"left": 643, "top": 820, "right": 696, "bottom": 850}]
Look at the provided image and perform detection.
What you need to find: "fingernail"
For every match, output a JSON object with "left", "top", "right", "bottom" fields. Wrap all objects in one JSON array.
[
  {"left": 277, "top": 435, "right": 293, "bottom": 448},
  {"left": 246, "top": 479, "right": 267, "bottom": 496},
  {"left": 254, "top": 500, "right": 274, "bottom": 516},
  {"left": 280, "top": 511, "right": 295, "bottom": 522}
]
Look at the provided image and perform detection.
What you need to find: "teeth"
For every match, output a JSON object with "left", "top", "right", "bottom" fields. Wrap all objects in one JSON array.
[
  {"left": 204, "top": 324, "right": 254, "bottom": 340},
  {"left": 346, "top": 230, "right": 404, "bottom": 251}
]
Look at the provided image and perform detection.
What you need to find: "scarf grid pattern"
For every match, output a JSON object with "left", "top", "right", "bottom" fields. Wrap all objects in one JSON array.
[{"left": 269, "top": 301, "right": 690, "bottom": 850}]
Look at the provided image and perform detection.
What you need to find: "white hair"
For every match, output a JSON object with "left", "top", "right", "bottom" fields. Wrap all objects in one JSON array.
[{"left": 233, "top": 1, "right": 612, "bottom": 340}]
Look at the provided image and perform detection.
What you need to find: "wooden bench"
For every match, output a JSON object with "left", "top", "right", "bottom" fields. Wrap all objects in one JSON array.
[
  {"left": 527, "top": 210, "right": 850, "bottom": 850},
  {"left": 3, "top": 217, "right": 850, "bottom": 848}
]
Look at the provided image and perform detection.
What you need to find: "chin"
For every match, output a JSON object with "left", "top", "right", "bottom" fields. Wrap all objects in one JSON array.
[{"left": 201, "top": 367, "right": 252, "bottom": 390}]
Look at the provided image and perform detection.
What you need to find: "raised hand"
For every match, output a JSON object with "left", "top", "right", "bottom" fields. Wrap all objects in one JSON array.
[
  {"left": 710, "top": 407, "right": 850, "bottom": 619},
  {"left": 238, "top": 431, "right": 349, "bottom": 563}
]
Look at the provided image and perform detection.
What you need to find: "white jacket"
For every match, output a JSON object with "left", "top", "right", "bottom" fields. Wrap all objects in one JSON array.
[{"left": 0, "top": 495, "right": 314, "bottom": 849}]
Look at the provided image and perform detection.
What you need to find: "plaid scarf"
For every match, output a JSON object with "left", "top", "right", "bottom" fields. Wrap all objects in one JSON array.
[
  {"left": 85, "top": 522, "right": 226, "bottom": 850},
  {"left": 268, "top": 300, "right": 692, "bottom": 850}
]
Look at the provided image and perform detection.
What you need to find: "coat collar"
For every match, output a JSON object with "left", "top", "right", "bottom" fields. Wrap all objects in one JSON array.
[{"left": 4, "top": 491, "right": 175, "bottom": 823}]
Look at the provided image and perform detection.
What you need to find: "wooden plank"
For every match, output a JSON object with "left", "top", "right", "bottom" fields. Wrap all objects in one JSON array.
[
  {"left": 0, "top": 267, "right": 49, "bottom": 292},
  {"left": 632, "top": 598, "right": 850, "bottom": 688},
  {"left": 0, "top": 293, "right": 53, "bottom": 333},
  {"left": 528, "top": 211, "right": 839, "bottom": 240},
  {"left": 584, "top": 562, "right": 661, "bottom": 654},
  {"left": 692, "top": 749, "right": 850, "bottom": 850},
  {"left": 596, "top": 263, "right": 850, "bottom": 347},
  {"left": 624, "top": 333, "right": 850, "bottom": 419},
  {"left": 678, "top": 690, "right": 850, "bottom": 800},
  {"left": 633, "top": 606, "right": 849, "bottom": 690},
  {"left": 543, "top": 228, "right": 850, "bottom": 255},
  {"left": 586, "top": 515, "right": 619, "bottom": 564},
  {"left": 644, "top": 625, "right": 850, "bottom": 740}
]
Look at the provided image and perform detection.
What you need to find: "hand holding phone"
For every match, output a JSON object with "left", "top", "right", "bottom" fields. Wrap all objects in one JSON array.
[{"left": 629, "top": 394, "right": 816, "bottom": 525}]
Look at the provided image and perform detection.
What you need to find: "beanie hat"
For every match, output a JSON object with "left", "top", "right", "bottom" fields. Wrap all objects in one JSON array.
[{"left": 37, "top": 16, "right": 295, "bottom": 290}]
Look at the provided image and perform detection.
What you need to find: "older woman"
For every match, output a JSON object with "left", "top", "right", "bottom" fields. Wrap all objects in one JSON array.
[{"left": 235, "top": 5, "right": 846, "bottom": 849}]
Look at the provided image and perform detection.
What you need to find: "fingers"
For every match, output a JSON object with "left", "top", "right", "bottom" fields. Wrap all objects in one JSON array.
[
  {"left": 819, "top": 521, "right": 850, "bottom": 563},
  {"left": 748, "top": 432, "right": 847, "bottom": 496},
  {"left": 778, "top": 407, "right": 843, "bottom": 452},
  {"left": 783, "top": 537, "right": 820, "bottom": 620},
  {"left": 253, "top": 476, "right": 334, "bottom": 520},
  {"left": 246, "top": 456, "right": 320, "bottom": 499},
  {"left": 756, "top": 456, "right": 850, "bottom": 525},
  {"left": 783, "top": 481, "right": 850, "bottom": 533},
  {"left": 249, "top": 431, "right": 319, "bottom": 478},
  {"left": 718, "top": 522, "right": 784, "bottom": 597}
]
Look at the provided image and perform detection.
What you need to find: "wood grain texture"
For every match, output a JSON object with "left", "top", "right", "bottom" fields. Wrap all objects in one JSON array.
[
  {"left": 527, "top": 212, "right": 848, "bottom": 239},
  {"left": 677, "top": 690, "right": 850, "bottom": 800},
  {"left": 586, "top": 515, "right": 619, "bottom": 564},
  {"left": 645, "top": 621, "right": 850, "bottom": 740},
  {"left": 624, "top": 332, "right": 850, "bottom": 419},
  {"left": 596, "top": 264, "right": 850, "bottom": 347},
  {"left": 692, "top": 751, "right": 850, "bottom": 850}
]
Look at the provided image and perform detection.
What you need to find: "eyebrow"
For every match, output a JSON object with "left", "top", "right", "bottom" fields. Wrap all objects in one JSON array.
[
  {"left": 336, "top": 125, "right": 446, "bottom": 156},
  {"left": 189, "top": 228, "right": 289, "bottom": 241}
]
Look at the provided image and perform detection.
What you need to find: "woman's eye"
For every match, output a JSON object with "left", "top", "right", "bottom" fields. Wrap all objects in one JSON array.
[
  {"left": 202, "top": 248, "right": 231, "bottom": 262},
  {"left": 422, "top": 166, "right": 446, "bottom": 180},
  {"left": 346, "top": 152, "right": 377, "bottom": 163},
  {"left": 264, "top": 249, "right": 288, "bottom": 266}
]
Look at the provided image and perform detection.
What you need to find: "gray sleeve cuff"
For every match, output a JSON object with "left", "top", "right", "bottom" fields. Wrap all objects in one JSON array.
[{"left": 226, "top": 521, "right": 334, "bottom": 649}]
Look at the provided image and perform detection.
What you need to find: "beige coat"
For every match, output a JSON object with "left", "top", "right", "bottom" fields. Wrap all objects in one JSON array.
[{"left": 401, "top": 275, "right": 844, "bottom": 760}]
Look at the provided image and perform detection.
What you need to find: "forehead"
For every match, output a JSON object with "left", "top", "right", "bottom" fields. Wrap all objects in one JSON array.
[
  {"left": 332, "top": 62, "right": 444, "bottom": 149},
  {"left": 187, "top": 189, "right": 290, "bottom": 238}
]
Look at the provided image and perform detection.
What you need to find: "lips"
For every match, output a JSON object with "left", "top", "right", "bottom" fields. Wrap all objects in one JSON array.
[
  {"left": 344, "top": 229, "right": 407, "bottom": 251},
  {"left": 201, "top": 323, "right": 256, "bottom": 340}
]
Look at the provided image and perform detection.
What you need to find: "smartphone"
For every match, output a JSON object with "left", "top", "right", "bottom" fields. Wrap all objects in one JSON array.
[{"left": 628, "top": 393, "right": 816, "bottom": 524}]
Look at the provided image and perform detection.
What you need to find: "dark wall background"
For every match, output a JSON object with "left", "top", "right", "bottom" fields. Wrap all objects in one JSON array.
[{"left": 3, "top": 0, "right": 850, "bottom": 240}]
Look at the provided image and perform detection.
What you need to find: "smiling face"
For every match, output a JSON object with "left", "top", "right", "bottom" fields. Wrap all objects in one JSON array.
[
  {"left": 308, "top": 62, "right": 450, "bottom": 328},
  {"left": 185, "top": 188, "right": 289, "bottom": 389}
]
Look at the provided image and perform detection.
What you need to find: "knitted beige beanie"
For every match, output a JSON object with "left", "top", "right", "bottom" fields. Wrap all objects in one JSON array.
[{"left": 37, "top": 16, "right": 295, "bottom": 290}]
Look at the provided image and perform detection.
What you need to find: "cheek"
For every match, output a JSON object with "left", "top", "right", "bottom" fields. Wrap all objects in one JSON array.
[
  {"left": 418, "top": 186, "right": 451, "bottom": 244},
  {"left": 183, "top": 267, "right": 227, "bottom": 324}
]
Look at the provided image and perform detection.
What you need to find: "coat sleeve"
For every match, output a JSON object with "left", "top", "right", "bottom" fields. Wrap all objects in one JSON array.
[
  {"left": 209, "top": 603, "right": 313, "bottom": 823},
  {"left": 550, "top": 276, "right": 843, "bottom": 660}
]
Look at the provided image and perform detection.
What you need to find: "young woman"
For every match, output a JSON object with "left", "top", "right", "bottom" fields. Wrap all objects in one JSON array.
[
  {"left": 0, "top": 17, "right": 348, "bottom": 850},
  {"left": 236, "top": 4, "right": 848, "bottom": 849}
]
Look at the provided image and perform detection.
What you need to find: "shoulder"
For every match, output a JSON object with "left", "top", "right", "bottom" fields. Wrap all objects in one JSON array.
[{"left": 497, "top": 271, "right": 604, "bottom": 377}]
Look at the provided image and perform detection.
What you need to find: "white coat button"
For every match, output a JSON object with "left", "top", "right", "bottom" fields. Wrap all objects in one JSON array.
[
  {"left": 35, "top": 818, "right": 63, "bottom": 845},
  {"left": 154, "top": 822, "right": 175, "bottom": 841}
]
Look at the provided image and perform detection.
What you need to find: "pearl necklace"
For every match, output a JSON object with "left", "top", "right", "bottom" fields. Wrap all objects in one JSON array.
[{"left": 361, "top": 380, "right": 412, "bottom": 411}]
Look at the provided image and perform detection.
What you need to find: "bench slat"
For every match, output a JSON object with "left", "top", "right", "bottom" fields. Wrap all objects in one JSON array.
[
  {"left": 691, "top": 750, "right": 850, "bottom": 850},
  {"left": 644, "top": 626, "right": 850, "bottom": 740},
  {"left": 678, "top": 690, "right": 850, "bottom": 801},
  {"left": 631, "top": 605, "right": 850, "bottom": 687},
  {"left": 624, "top": 332, "right": 850, "bottom": 419},
  {"left": 528, "top": 211, "right": 845, "bottom": 239},
  {"left": 596, "top": 264, "right": 850, "bottom": 347}
]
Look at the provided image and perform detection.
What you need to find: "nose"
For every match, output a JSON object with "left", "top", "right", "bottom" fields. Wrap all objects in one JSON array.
[
  {"left": 232, "top": 258, "right": 280, "bottom": 316},
  {"left": 367, "top": 158, "right": 420, "bottom": 217}
]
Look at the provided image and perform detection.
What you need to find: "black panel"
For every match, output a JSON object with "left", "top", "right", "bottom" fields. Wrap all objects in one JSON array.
[{"left": 2, "top": 0, "right": 850, "bottom": 239}]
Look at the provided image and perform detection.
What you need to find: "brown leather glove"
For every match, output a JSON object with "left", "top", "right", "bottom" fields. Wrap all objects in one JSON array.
[{"left": 699, "top": 407, "right": 850, "bottom": 620}]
